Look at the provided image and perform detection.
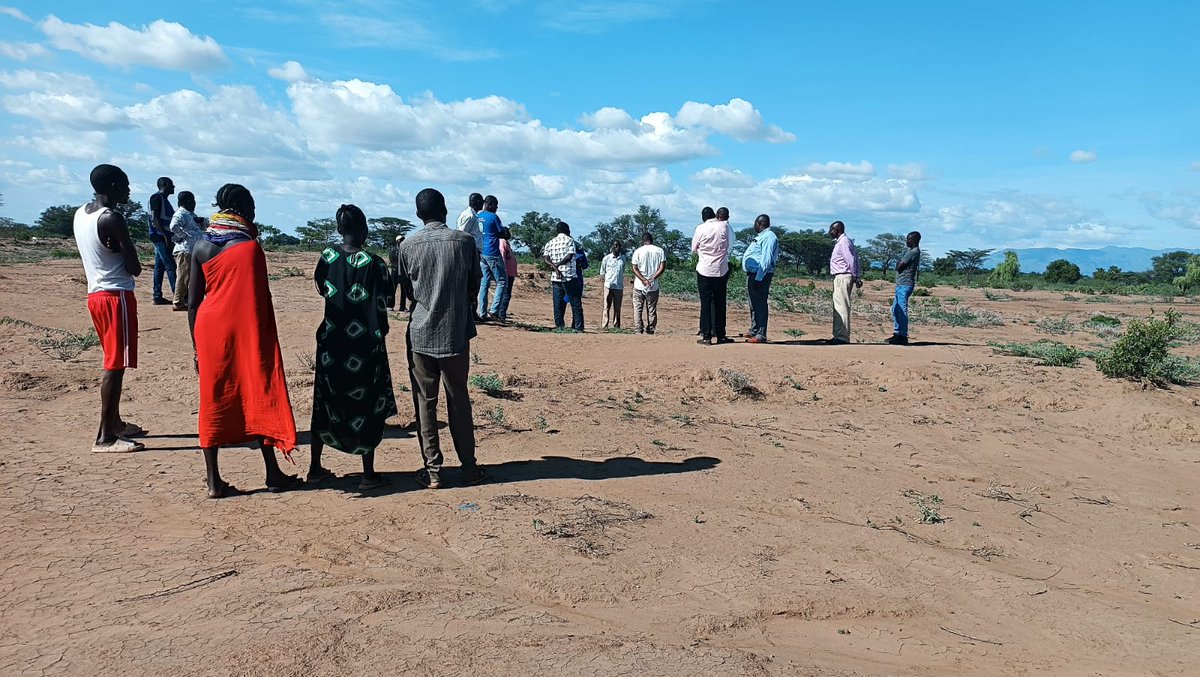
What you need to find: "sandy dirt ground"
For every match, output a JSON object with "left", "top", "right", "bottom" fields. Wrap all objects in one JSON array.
[{"left": 1, "top": 249, "right": 1198, "bottom": 676}]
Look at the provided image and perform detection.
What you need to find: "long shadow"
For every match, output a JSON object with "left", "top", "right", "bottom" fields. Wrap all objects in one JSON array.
[
  {"left": 311, "top": 455, "right": 722, "bottom": 497},
  {"left": 766, "top": 339, "right": 983, "bottom": 347}
]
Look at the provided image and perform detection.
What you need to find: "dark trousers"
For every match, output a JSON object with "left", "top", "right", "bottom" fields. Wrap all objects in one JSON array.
[
  {"left": 697, "top": 272, "right": 728, "bottom": 340},
  {"left": 552, "top": 277, "right": 584, "bottom": 330},
  {"left": 409, "top": 347, "right": 477, "bottom": 474},
  {"left": 747, "top": 273, "right": 773, "bottom": 339}
]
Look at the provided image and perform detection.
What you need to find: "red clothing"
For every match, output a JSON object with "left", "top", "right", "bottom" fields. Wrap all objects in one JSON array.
[
  {"left": 87, "top": 290, "right": 137, "bottom": 370},
  {"left": 194, "top": 241, "right": 297, "bottom": 451}
]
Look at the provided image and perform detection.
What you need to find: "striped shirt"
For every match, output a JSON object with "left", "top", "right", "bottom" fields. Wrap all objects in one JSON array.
[{"left": 396, "top": 222, "right": 481, "bottom": 358}]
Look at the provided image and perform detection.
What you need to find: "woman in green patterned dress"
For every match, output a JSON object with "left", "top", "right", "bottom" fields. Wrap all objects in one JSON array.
[{"left": 307, "top": 204, "right": 398, "bottom": 489}]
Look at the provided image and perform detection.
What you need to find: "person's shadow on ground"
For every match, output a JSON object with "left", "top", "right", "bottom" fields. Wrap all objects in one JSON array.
[{"left": 315, "top": 454, "right": 722, "bottom": 498}]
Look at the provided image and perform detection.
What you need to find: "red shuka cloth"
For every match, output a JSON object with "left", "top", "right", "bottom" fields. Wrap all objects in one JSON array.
[{"left": 195, "top": 241, "right": 297, "bottom": 452}]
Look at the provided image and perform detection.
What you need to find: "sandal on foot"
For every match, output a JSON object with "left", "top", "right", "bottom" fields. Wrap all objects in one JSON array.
[
  {"left": 207, "top": 479, "right": 240, "bottom": 499},
  {"left": 414, "top": 469, "right": 442, "bottom": 490},
  {"left": 92, "top": 437, "right": 145, "bottom": 453},
  {"left": 266, "top": 474, "right": 304, "bottom": 493},
  {"left": 306, "top": 467, "right": 335, "bottom": 484},
  {"left": 359, "top": 474, "right": 392, "bottom": 491}
]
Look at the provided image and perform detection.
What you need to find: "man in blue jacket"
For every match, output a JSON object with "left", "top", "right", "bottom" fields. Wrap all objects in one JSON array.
[{"left": 741, "top": 213, "right": 779, "bottom": 343}]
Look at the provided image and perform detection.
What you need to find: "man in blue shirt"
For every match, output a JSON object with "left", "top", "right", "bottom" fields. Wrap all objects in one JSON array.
[
  {"left": 146, "top": 176, "right": 177, "bottom": 305},
  {"left": 475, "top": 195, "right": 507, "bottom": 322},
  {"left": 741, "top": 213, "right": 779, "bottom": 343}
]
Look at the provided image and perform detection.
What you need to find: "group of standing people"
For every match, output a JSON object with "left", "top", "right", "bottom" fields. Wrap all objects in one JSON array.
[{"left": 75, "top": 164, "right": 485, "bottom": 496}]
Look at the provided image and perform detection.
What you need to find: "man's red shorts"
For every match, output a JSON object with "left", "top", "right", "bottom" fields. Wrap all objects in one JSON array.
[{"left": 87, "top": 290, "right": 138, "bottom": 371}]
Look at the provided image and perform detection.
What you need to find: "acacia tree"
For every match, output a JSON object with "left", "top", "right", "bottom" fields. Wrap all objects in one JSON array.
[
  {"left": 947, "top": 248, "right": 994, "bottom": 282},
  {"left": 296, "top": 217, "right": 338, "bottom": 247},
  {"left": 1152, "top": 251, "right": 1192, "bottom": 283},
  {"left": 367, "top": 216, "right": 414, "bottom": 249},
  {"left": 860, "top": 232, "right": 909, "bottom": 272},
  {"left": 582, "top": 205, "right": 690, "bottom": 265},
  {"left": 1173, "top": 255, "right": 1200, "bottom": 294},
  {"left": 776, "top": 229, "right": 833, "bottom": 274},
  {"left": 509, "top": 211, "right": 560, "bottom": 258}
]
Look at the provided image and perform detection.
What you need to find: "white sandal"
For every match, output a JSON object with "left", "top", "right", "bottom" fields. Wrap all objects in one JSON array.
[{"left": 92, "top": 438, "right": 145, "bottom": 453}]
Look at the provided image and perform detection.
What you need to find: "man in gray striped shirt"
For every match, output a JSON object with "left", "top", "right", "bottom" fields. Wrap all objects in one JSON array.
[{"left": 396, "top": 188, "right": 486, "bottom": 489}]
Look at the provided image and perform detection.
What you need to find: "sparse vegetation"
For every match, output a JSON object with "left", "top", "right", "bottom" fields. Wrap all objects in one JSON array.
[
  {"left": 1035, "top": 316, "right": 1076, "bottom": 335},
  {"left": 482, "top": 405, "right": 508, "bottom": 427},
  {"left": 783, "top": 376, "right": 805, "bottom": 390},
  {"left": 298, "top": 351, "right": 316, "bottom": 371},
  {"left": 1, "top": 316, "right": 100, "bottom": 362},
  {"left": 1095, "top": 309, "right": 1200, "bottom": 386},
  {"left": 903, "top": 489, "right": 946, "bottom": 524},
  {"left": 783, "top": 328, "right": 805, "bottom": 338},
  {"left": 469, "top": 373, "right": 506, "bottom": 396},
  {"left": 718, "top": 368, "right": 762, "bottom": 399},
  {"left": 911, "top": 304, "right": 1004, "bottom": 328},
  {"left": 990, "top": 340, "right": 1085, "bottom": 367}
]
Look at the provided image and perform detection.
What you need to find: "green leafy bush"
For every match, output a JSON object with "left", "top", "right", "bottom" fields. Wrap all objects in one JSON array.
[
  {"left": 1095, "top": 309, "right": 1200, "bottom": 385},
  {"left": 990, "top": 340, "right": 1085, "bottom": 367}
]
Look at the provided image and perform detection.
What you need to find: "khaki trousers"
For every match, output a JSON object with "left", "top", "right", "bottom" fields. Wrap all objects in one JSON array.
[
  {"left": 832, "top": 274, "right": 852, "bottom": 342},
  {"left": 602, "top": 287, "right": 624, "bottom": 328},
  {"left": 173, "top": 252, "right": 191, "bottom": 307},
  {"left": 633, "top": 288, "right": 659, "bottom": 333}
]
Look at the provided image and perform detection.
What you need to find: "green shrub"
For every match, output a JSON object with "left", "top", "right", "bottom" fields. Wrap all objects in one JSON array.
[
  {"left": 912, "top": 287, "right": 931, "bottom": 297},
  {"left": 469, "top": 373, "right": 506, "bottom": 395},
  {"left": 1088, "top": 314, "right": 1121, "bottom": 327},
  {"left": 1095, "top": 309, "right": 1199, "bottom": 385},
  {"left": 1035, "top": 316, "right": 1075, "bottom": 335},
  {"left": 990, "top": 340, "right": 1085, "bottom": 367}
]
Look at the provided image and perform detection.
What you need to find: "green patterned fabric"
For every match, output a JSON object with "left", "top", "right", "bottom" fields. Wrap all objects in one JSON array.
[{"left": 311, "top": 246, "right": 398, "bottom": 455}]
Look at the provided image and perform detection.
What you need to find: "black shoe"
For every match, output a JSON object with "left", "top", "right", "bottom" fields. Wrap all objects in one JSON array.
[
  {"left": 152, "top": 298, "right": 171, "bottom": 305},
  {"left": 892, "top": 335, "right": 909, "bottom": 345},
  {"left": 646, "top": 329, "right": 655, "bottom": 335},
  {"left": 462, "top": 465, "right": 489, "bottom": 486},
  {"left": 697, "top": 337, "right": 712, "bottom": 346}
]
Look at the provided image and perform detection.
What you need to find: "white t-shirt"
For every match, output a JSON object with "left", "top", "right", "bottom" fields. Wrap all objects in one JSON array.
[{"left": 631, "top": 244, "right": 665, "bottom": 292}]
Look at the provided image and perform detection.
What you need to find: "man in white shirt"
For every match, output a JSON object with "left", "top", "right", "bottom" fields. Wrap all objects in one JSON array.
[
  {"left": 457, "top": 193, "right": 484, "bottom": 320},
  {"left": 631, "top": 232, "right": 666, "bottom": 335},
  {"left": 599, "top": 240, "right": 627, "bottom": 329},
  {"left": 168, "top": 191, "right": 205, "bottom": 311}
]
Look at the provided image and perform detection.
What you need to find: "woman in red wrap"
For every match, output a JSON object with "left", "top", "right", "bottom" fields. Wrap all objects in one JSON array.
[{"left": 188, "top": 184, "right": 302, "bottom": 498}]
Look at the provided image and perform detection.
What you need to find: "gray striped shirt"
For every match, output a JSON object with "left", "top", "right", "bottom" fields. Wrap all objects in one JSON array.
[{"left": 397, "top": 222, "right": 481, "bottom": 358}]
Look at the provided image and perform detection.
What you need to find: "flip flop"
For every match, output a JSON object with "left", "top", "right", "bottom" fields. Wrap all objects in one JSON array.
[
  {"left": 121, "top": 422, "right": 147, "bottom": 438},
  {"left": 207, "top": 479, "right": 241, "bottom": 499},
  {"left": 266, "top": 474, "right": 304, "bottom": 493},
  {"left": 92, "top": 437, "right": 145, "bottom": 453}
]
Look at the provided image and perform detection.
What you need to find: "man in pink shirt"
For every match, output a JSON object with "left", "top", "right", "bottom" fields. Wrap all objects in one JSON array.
[
  {"left": 827, "top": 220, "right": 862, "bottom": 344},
  {"left": 692, "top": 206, "right": 733, "bottom": 345},
  {"left": 496, "top": 228, "right": 518, "bottom": 322}
]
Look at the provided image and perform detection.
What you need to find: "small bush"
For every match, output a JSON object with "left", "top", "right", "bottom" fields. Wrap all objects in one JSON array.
[
  {"left": 469, "top": 373, "right": 506, "bottom": 395},
  {"left": 1035, "top": 316, "right": 1076, "bottom": 335},
  {"left": 718, "top": 367, "right": 762, "bottom": 399},
  {"left": 783, "top": 328, "right": 805, "bottom": 338},
  {"left": 990, "top": 340, "right": 1085, "bottom": 367},
  {"left": 482, "top": 406, "right": 508, "bottom": 427},
  {"left": 1088, "top": 314, "right": 1121, "bottom": 327},
  {"left": 912, "top": 288, "right": 932, "bottom": 297},
  {"left": 1095, "top": 309, "right": 1198, "bottom": 385}
]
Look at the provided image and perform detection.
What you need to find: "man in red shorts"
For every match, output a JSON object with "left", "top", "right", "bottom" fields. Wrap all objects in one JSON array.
[{"left": 74, "top": 164, "right": 145, "bottom": 452}]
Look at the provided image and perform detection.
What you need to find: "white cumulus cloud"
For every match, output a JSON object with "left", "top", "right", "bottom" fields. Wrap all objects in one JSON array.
[
  {"left": 0, "top": 69, "right": 95, "bottom": 91},
  {"left": 675, "top": 98, "right": 795, "bottom": 143},
  {"left": 1069, "top": 149, "right": 1097, "bottom": 164},
  {"left": 3, "top": 90, "right": 128, "bottom": 129},
  {"left": 0, "top": 5, "right": 30, "bottom": 21},
  {"left": 268, "top": 60, "right": 310, "bottom": 83},
  {"left": 887, "top": 163, "right": 928, "bottom": 181},
  {"left": 39, "top": 16, "right": 227, "bottom": 71}
]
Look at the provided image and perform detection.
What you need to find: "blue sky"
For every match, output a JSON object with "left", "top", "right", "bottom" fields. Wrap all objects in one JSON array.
[{"left": 0, "top": 0, "right": 1197, "bottom": 253}]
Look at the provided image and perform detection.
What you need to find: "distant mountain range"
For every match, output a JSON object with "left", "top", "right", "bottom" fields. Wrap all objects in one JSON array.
[{"left": 984, "top": 246, "right": 1200, "bottom": 273}]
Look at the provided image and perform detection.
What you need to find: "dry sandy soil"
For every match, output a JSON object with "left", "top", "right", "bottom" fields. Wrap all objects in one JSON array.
[{"left": 1, "top": 248, "right": 1198, "bottom": 676}]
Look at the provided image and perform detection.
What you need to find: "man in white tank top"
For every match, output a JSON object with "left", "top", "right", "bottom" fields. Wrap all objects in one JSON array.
[{"left": 74, "top": 164, "right": 146, "bottom": 453}]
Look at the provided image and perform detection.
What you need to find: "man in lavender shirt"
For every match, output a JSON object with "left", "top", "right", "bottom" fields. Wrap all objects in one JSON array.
[
  {"left": 827, "top": 220, "right": 862, "bottom": 344},
  {"left": 692, "top": 206, "right": 733, "bottom": 345}
]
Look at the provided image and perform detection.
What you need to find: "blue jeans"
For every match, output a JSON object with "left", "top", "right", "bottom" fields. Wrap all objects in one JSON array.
[
  {"left": 552, "top": 277, "right": 584, "bottom": 330},
  {"left": 151, "top": 239, "right": 177, "bottom": 301},
  {"left": 497, "top": 275, "right": 515, "bottom": 320},
  {"left": 893, "top": 285, "right": 914, "bottom": 337},
  {"left": 478, "top": 256, "right": 507, "bottom": 317}
]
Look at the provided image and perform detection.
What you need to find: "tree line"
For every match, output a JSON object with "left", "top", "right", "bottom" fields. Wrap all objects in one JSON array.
[{"left": 2, "top": 193, "right": 1198, "bottom": 287}]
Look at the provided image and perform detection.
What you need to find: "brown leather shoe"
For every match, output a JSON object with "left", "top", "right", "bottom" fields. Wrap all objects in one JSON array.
[{"left": 746, "top": 336, "right": 767, "bottom": 344}]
